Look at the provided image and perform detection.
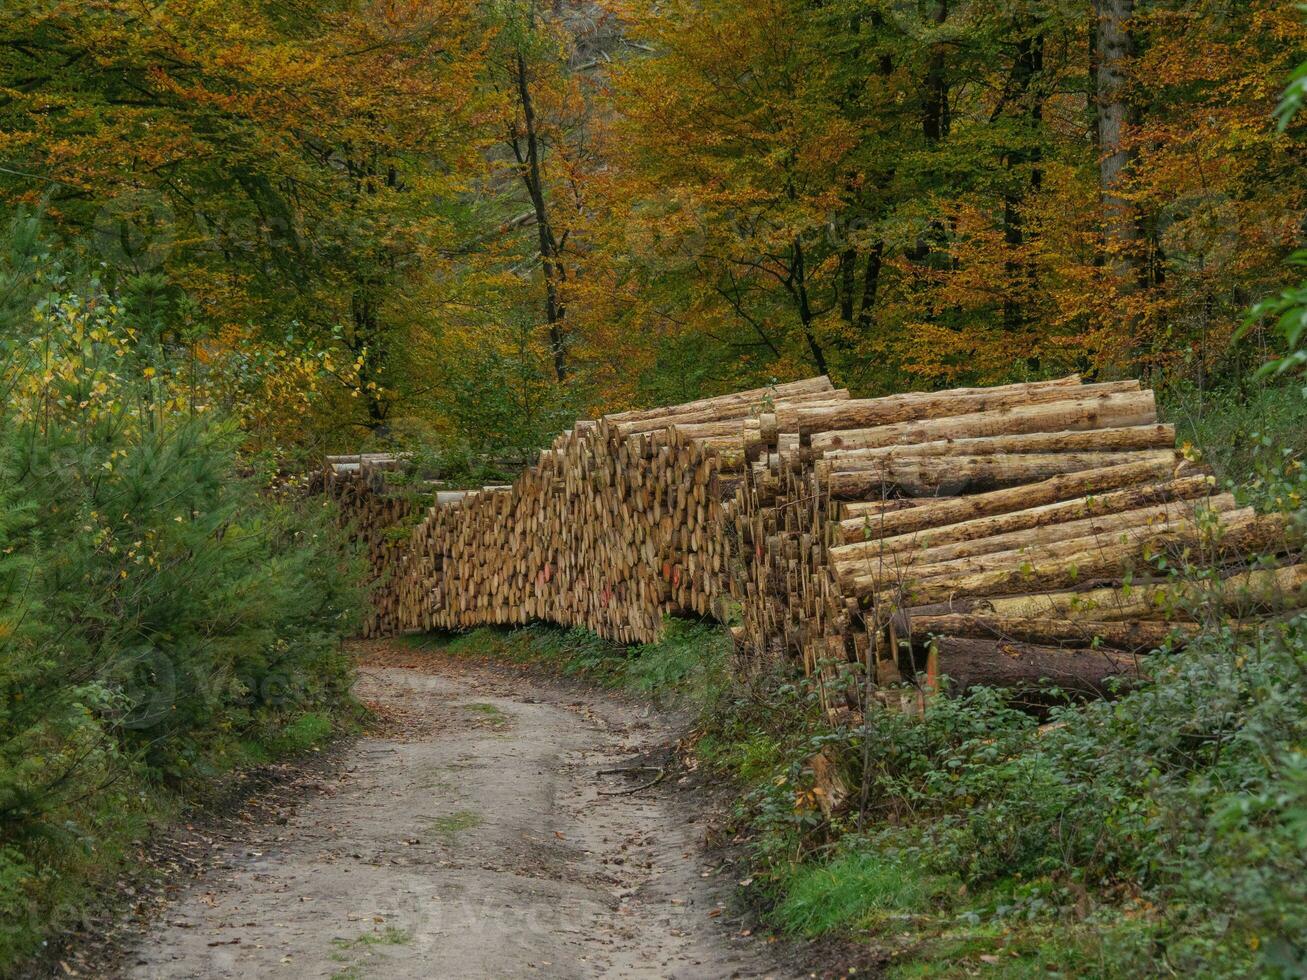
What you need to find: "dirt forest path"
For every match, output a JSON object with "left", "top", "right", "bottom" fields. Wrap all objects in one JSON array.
[{"left": 123, "top": 644, "right": 795, "bottom": 979}]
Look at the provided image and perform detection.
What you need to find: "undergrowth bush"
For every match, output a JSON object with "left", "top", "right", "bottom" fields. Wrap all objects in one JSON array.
[
  {"left": 1160, "top": 378, "right": 1306, "bottom": 489},
  {"left": 708, "top": 615, "right": 1307, "bottom": 976},
  {"left": 0, "top": 216, "right": 361, "bottom": 969}
]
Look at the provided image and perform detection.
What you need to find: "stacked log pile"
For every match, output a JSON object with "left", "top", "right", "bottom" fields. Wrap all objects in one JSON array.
[
  {"left": 328, "top": 375, "right": 1305, "bottom": 700},
  {"left": 318, "top": 454, "right": 422, "bottom": 637},
  {"left": 729, "top": 376, "right": 1305, "bottom": 708},
  {"left": 378, "top": 377, "right": 845, "bottom": 644}
]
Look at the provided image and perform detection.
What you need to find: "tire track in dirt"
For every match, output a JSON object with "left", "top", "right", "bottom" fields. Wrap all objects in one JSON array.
[{"left": 123, "top": 647, "right": 796, "bottom": 979}]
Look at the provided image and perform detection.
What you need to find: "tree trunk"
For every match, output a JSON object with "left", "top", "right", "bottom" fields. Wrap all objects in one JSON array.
[
  {"left": 924, "top": 636, "right": 1140, "bottom": 698},
  {"left": 914, "top": 563, "right": 1307, "bottom": 624},
  {"left": 1093, "top": 0, "right": 1140, "bottom": 292},
  {"left": 856, "top": 240, "right": 884, "bottom": 331},
  {"left": 846, "top": 501, "right": 1250, "bottom": 591},
  {"left": 1002, "top": 30, "right": 1045, "bottom": 333},
  {"left": 924, "top": 2, "right": 950, "bottom": 145},
  {"left": 838, "top": 248, "right": 856, "bottom": 323},
  {"left": 350, "top": 288, "right": 389, "bottom": 430},
  {"left": 851, "top": 456, "right": 1199, "bottom": 541},
  {"left": 809, "top": 388, "right": 1158, "bottom": 454},
  {"left": 791, "top": 235, "right": 829, "bottom": 375},
  {"left": 861, "top": 511, "right": 1290, "bottom": 605},
  {"left": 823, "top": 450, "right": 1178, "bottom": 503},
  {"left": 513, "top": 50, "right": 568, "bottom": 383},
  {"left": 907, "top": 614, "right": 1195, "bottom": 653},
  {"left": 839, "top": 469, "right": 1207, "bottom": 549},
  {"left": 788, "top": 376, "right": 1126, "bottom": 437}
]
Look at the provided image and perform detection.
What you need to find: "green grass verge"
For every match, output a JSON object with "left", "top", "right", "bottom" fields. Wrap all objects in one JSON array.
[
  {"left": 774, "top": 850, "right": 952, "bottom": 936},
  {"left": 404, "top": 618, "right": 731, "bottom": 706}
]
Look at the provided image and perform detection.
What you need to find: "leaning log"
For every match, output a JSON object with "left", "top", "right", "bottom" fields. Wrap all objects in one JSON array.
[
  {"left": 924, "top": 563, "right": 1307, "bottom": 623},
  {"left": 833, "top": 495, "right": 1240, "bottom": 589},
  {"left": 859, "top": 512, "right": 1292, "bottom": 605},
  {"left": 837, "top": 474, "right": 1217, "bottom": 551}
]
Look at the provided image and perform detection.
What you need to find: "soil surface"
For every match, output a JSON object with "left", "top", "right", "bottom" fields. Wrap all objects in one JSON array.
[{"left": 119, "top": 644, "right": 799, "bottom": 979}]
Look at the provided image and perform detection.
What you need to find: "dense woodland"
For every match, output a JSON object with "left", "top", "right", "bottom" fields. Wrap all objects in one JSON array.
[
  {"left": 0, "top": 1, "right": 1305, "bottom": 975},
  {"left": 0, "top": 0, "right": 1303, "bottom": 464}
]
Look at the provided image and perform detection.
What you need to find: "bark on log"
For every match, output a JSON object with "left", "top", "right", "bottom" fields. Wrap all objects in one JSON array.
[
  {"left": 853, "top": 507, "right": 1253, "bottom": 593},
  {"left": 841, "top": 458, "right": 1202, "bottom": 542},
  {"left": 907, "top": 614, "right": 1196, "bottom": 651},
  {"left": 837, "top": 473, "right": 1216, "bottom": 549},
  {"left": 787, "top": 377, "right": 1127, "bottom": 438},
  {"left": 926, "top": 636, "right": 1140, "bottom": 697},
  {"left": 912, "top": 562, "right": 1307, "bottom": 623},
  {"left": 603, "top": 376, "right": 836, "bottom": 425},
  {"left": 821, "top": 424, "right": 1175, "bottom": 463},
  {"left": 811, "top": 389, "right": 1157, "bottom": 454},
  {"left": 611, "top": 387, "right": 844, "bottom": 437},
  {"left": 857, "top": 512, "right": 1291, "bottom": 605},
  {"left": 775, "top": 376, "right": 1083, "bottom": 437},
  {"left": 823, "top": 450, "right": 1177, "bottom": 500},
  {"left": 834, "top": 493, "right": 1237, "bottom": 579}
]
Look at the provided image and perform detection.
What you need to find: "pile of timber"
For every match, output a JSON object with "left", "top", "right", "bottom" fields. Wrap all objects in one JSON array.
[
  {"left": 729, "top": 375, "right": 1306, "bottom": 708},
  {"left": 378, "top": 377, "right": 844, "bottom": 643},
  {"left": 319, "top": 454, "right": 423, "bottom": 637},
  {"left": 328, "top": 376, "right": 1306, "bottom": 699}
]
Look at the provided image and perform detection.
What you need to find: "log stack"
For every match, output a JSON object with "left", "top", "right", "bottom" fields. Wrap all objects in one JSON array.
[
  {"left": 327, "top": 375, "right": 1306, "bottom": 701},
  {"left": 376, "top": 377, "right": 845, "bottom": 643},
  {"left": 318, "top": 454, "right": 422, "bottom": 638},
  {"left": 728, "top": 376, "right": 1305, "bottom": 708}
]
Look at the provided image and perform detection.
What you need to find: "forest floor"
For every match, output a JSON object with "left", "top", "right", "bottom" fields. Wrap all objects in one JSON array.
[{"left": 99, "top": 640, "right": 823, "bottom": 979}]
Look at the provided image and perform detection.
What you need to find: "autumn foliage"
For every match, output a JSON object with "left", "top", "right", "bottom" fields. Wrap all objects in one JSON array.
[{"left": 0, "top": 0, "right": 1302, "bottom": 457}]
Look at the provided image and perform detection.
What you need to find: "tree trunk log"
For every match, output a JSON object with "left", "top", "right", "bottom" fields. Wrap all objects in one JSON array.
[
  {"left": 834, "top": 493, "right": 1237, "bottom": 580},
  {"left": 821, "top": 423, "right": 1174, "bottom": 465},
  {"left": 786, "top": 377, "right": 1127, "bottom": 438},
  {"left": 837, "top": 472, "right": 1215, "bottom": 549},
  {"left": 925, "top": 635, "right": 1140, "bottom": 697},
  {"left": 811, "top": 389, "right": 1156, "bottom": 454},
  {"left": 823, "top": 450, "right": 1177, "bottom": 500},
  {"left": 856, "top": 512, "right": 1290, "bottom": 604},
  {"left": 841, "top": 457, "right": 1201, "bottom": 542},
  {"left": 907, "top": 614, "right": 1195, "bottom": 652}
]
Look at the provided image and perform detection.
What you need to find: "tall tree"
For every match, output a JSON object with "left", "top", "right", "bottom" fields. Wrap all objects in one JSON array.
[
  {"left": 1092, "top": 0, "right": 1140, "bottom": 292},
  {"left": 488, "top": 0, "right": 611, "bottom": 385},
  {"left": 999, "top": 23, "right": 1046, "bottom": 334},
  {"left": 598, "top": 0, "right": 897, "bottom": 383},
  {"left": 499, "top": 2, "right": 571, "bottom": 381}
]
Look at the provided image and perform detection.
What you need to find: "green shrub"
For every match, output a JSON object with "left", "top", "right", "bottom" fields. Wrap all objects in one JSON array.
[
  {"left": 0, "top": 217, "right": 362, "bottom": 969},
  {"left": 734, "top": 619, "right": 1307, "bottom": 976},
  {"left": 1160, "top": 378, "right": 1306, "bottom": 488}
]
